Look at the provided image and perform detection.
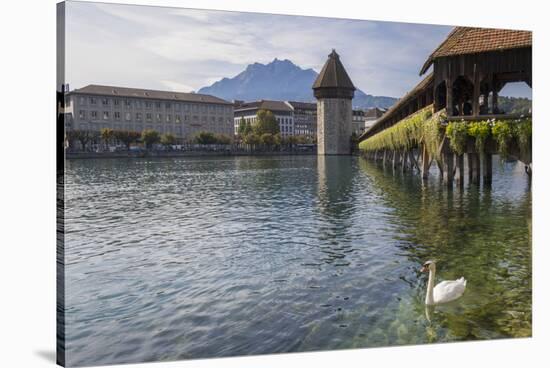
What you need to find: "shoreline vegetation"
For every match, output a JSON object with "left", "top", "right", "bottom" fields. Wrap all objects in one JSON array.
[{"left": 65, "top": 108, "right": 318, "bottom": 159}]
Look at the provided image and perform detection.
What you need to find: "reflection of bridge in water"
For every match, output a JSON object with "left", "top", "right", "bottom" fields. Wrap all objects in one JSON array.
[{"left": 359, "top": 27, "right": 532, "bottom": 188}]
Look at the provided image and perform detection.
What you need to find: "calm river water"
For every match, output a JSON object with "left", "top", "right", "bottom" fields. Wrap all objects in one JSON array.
[{"left": 64, "top": 155, "right": 531, "bottom": 366}]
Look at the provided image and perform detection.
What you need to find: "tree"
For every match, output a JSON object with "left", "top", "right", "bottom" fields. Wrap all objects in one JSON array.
[
  {"left": 114, "top": 130, "right": 141, "bottom": 150},
  {"left": 141, "top": 129, "right": 160, "bottom": 149},
  {"left": 73, "top": 130, "right": 97, "bottom": 152},
  {"left": 273, "top": 133, "right": 282, "bottom": 148},
  {"left": 260, "top": 133, "right": 275, "bottom": 147},
  {"left": 243, "top": 133, "right": 260, "bottom": 148},
  {"left": 100, "top": 128, "right": 115, "bottom": 149},
  {"left": 253, "top": 109, "right": 280, "bottom": 135},
  {"left": 160, "top": 133, "right": 176, "bottom": 147},
  {"left": 243, "top": 121, "right": 253, "bottom": 136},
  {"left": 237, "top": 117, "right": 247, "bottom": 136},
  {"left": 215, "top": 134, "right": 232, "bottom": 145},
  {"left": 194, "top": 131, "right": 217, "bottom": 145}
]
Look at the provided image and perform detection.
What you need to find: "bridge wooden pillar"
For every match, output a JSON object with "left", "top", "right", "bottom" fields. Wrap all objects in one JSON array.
[
  {"left": 421, "top": 144, "right": 430, "bottom": 179},
  {"left": 383, "top": 150, "right": 388, "bottom": 166},
  {"left": 468, "top": 152, "right": 480, "bottom": 184},
  {"left": 442, "top": 140, "right": 454, "bottom": 187},
  {"left": 401, "top": 149, "right": 408, "bottom": 172},
  {"left": 483, "top": 152, "right": 492, "bottom": 185},
  {"left": 455, "top": 154, "right": 465, "bottom": 187}
]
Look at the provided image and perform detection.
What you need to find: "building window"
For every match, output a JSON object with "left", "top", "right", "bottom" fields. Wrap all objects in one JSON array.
[
  {"left": 175, "top": 104, "right": 180, "bottom": 111},
  {"left": 184, "top": 104, "right": 190, "bottom": 112},
  {"left": 166, "top": 114, "right": 171, "bottom": 122},
  {"left": 78, "top": 110, "right": 86, "bottom": 119},
  {"left": 91, "top": 111, "right": 98, "bottom": 120},
  {"left": 135, "top": 100, "right": 143, "bottom": 109},
  {"left": 145, "top": 101, "right": 152, "bottom": 110},
  {"left": 165, "top": 102, "right": 171, "bottom": 109},
  {"left": 102, "top": 98, "right": 109, "bottom": 106},
  {"left": 113, "top": 99, "right": 120, "bottom": 107},
  {"left": 103, "top": 111, "right": 109, "bottom": 120},
  {"left": 124, "top": 100, "right": 132, "bottom": 108},
  {"left": 156, "top": 113, "right": 162, "bottom": 122},
  {"left": 184, "top": 115, "right": 190, "bottom": 122},
  {"left": 79, "top": 97, "right": 86, "bottom": 105},
  {"left": 175, "top": 115, "right": 181, "bottom": 123},
  {"left": 125, "top": 112, "right": 131, "bottom": 121},
  {"left": 146, "top": 113, "right": 152, "bottom": 121},
  {"left": 155, "top": 102, "right": 161, "bottom": 110},
  {"left": 90, "top": 97, "right": 97, "bottom": 105},
  {"left": 114, "top": 112, "right": 121, "bottom": 120},
  {"left": 136, "top": 112, "right": 142, "bottom": 121}
]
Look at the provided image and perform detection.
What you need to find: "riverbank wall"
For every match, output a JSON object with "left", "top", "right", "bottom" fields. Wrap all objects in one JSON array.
[{"left": 66, "top": 150, "right": 317, "bottom": 160}]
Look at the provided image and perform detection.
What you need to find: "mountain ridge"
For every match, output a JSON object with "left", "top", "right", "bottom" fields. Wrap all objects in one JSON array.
[{"left": 198, "top": 58, "right": 397, "bottom": 109}]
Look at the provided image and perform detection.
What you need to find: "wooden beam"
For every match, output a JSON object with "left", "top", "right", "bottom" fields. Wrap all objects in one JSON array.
[
  {"left": 446, "top": 79, "right": 453, "bottom": 116},
  {"left": 473, "top": 64, "right": 480, "bottom": 117},
  {"left": 483, "top": 152, "right": 493, "bottom": 185},
  {"left": 421, "top": 144, "right": 430, "bottom": 179},
  {"left": 455, "top": 154, "right": 465, "bottom": 187},
  {"left": 442, "top": 142, "right": 454, "bottom": 187},
  {"left": 469, "top": 152, "right": 480, "bottom": 184}
]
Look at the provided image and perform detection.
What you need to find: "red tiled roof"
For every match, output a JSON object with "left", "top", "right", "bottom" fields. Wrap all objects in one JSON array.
[{"left": 420, "top": 27, "right": 532, "bottom": 75}]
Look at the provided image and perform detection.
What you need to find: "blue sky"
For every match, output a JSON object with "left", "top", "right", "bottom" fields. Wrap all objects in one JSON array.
[{"left": 65, "top": 1, "right": 530, "bottom": 98}]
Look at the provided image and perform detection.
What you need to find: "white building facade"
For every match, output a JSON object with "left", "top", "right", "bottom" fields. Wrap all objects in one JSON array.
[
  {"left": 233, "top": 100, "right": 294, "bottom": 137},
  {"left": 65, "top": 85, "right": 234, "bottom": 141}
]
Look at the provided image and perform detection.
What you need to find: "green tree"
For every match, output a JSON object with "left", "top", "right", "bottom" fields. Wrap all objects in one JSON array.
[
  {"left": 253, "top": 109, "right": 280, "bottom": 135},
  {"left": 243, "top": 133, "right": 260, "bottom": 148},
  {"left": 160, "top": 133, "right": 176, "bottom": 147},
  {"left": 141, "top": 129, "right": 160, "bottom": 149},
  {"left": 114, "top": 130, "right": 141, "bottom": 150},
  {"left": 237, "top": 117, "right": 247, "bottom": 136},
  {"left": 215, "top": 134, "right": 232, "bottom": 145},
  {"left": 243, "top": 121, "right": 253, "bottom": 136},
  {"left": 194, "top": 131, "right": 217, "bottom": 145},
  {"left": 260, "top": 133, "right": 275, "bottom": 147},
  {"left": 273, "top": 133, "right": 282, "bottom": 147},
  {"left": 72, "top": 130, "right": 98, "bottom": 152},
  {"left": 100, "top": 128, "right": 115, "bottom": 149}
]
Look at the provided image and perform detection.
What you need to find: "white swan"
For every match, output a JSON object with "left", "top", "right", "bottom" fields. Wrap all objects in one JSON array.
[{"left": 421, "top": 260, "right": 466, "bottom": 305}]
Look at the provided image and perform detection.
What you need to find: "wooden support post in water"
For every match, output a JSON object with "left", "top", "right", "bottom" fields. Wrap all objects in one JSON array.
[
  {"left": 383, "top": 150, "right": 388, "bottom": 167},
  {"left": 402, "top": 149, "right": 408, "bottom": 173},
  {"left": 442, "top": 148, "right": 454, "bottom": 187},
  {"left": 421, "top": 144, "right": 430, "bottom": 179},
  {"left": 392, "top": 150, "right": 397, "bottom": 168},
  {"left": 470, "top": 152, "right": 480, "bottom": 184},
  {"left": 455, "top": 154, "right": 464, "bottom": 187},
  {"left": 483, "top": 152, "right": 492, "bottom": 185}
]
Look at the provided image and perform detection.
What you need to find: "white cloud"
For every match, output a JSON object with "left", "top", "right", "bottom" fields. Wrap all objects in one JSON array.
[{"left": 66, "top": 1, "right": 451, "bottom": 97}]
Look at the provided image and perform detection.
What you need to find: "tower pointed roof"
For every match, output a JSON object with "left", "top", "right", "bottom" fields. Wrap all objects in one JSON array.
[{"left": 313, "top": 49, "right": 356, "bottom": 99}]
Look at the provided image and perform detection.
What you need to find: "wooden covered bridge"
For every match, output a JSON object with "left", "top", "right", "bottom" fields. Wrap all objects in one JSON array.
[{"left": 358, "top": 27, "right": 532, "bottom": 187}]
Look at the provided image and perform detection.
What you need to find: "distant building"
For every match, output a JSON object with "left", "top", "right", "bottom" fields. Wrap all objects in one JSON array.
[
  {"left": 234, "top": 100, "right": 294, "bottom": 137},
  {"left": 285, "top": 101, "right": 317, "bottom": 138},
  {"left": 64, "top": 84, "right": 234, "bottom": 141},
  {"left": 352, "top": 109, "right": 366, "bottom": 135},
  {"left": 364, "top": 107, "right": 386, "bottom": 131}
]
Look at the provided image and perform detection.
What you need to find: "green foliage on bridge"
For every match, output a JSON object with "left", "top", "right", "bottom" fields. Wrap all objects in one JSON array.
[
  {"left": 358, "top": 105, "right": 445, "bottom": 158},
  {"left": 446, "top": 117, "right": 532, "bottom": 157},
  {"left": 359, "top": 104, "right": 532, "bottom": 160}
]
